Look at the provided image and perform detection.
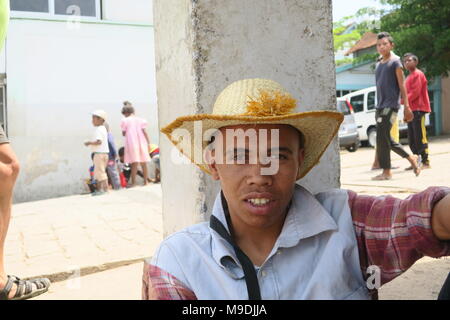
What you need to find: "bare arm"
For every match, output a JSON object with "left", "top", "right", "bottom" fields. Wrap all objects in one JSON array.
[
  {"left": 396, "top": 67, "right": 413, "bottom": 122},
  {"left": 85, "top": 139, "right": 102, "bottom": 146},
  {"left": 432, "top": 194, "right": 450, "bottom": 240},
  {"left": 142, "top": 129, "right": 150, "bottom": 145}
]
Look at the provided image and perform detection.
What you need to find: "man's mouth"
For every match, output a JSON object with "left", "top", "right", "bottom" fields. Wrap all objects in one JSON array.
[{"left": 246, "top": 198, "right": 271, "bottom": 206}]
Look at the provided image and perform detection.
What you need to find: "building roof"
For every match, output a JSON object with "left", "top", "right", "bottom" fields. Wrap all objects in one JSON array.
[{"left": 345, "top": 32, "right": 377, "bottom": 56}]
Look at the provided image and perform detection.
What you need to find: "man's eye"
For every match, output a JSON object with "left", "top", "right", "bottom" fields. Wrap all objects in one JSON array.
[{"left": 270, "top": 154, "right": 287, "bottom": 160}]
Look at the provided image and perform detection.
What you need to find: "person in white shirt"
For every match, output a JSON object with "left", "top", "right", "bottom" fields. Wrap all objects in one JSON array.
[{"left": 84, "top": 110, "right": 110, "bottom": 195}]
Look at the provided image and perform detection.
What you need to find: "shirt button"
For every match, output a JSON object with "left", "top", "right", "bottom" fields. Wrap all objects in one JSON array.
[
  {"left": 261, "top": 271, "right": 267, "bottom": 277},
  {"left": 277, "top": 250, "right": 282, "bottom": 255}
]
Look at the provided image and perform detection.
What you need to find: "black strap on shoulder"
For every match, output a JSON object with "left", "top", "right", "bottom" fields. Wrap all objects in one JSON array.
[{"left": 209, "top": 193, "right": 261, "bottom": 300}]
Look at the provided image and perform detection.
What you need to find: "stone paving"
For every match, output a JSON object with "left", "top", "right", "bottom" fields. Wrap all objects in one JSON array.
[{"left": 5, "top": 184, "right": 162, "bottom": 281}]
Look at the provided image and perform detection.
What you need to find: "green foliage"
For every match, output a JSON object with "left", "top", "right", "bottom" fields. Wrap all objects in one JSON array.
[
  {"left": 379, "top": 0, "right": 450, "bottom": 78},
  {"left": 333, "top": 7, "right": 384, "bottom": 66}
]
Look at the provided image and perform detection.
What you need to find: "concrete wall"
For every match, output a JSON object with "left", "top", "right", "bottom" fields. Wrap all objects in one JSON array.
[
  {"left": 154, "top": 0, "right": 339, "bottom": 236},
  {"left": 442, "top": 76, "right": 450, "bottom": 134},
  {"left": 6, "top": 18, "right": 157, "bottom": 202}
]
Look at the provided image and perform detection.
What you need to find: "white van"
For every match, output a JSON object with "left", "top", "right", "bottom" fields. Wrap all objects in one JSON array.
[{"left": 341, "top": 87, "right": 430, "bottom": 147}]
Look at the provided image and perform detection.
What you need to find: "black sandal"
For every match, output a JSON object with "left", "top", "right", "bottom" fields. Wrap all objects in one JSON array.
[{"left": 0, "top": 275, "right": 50, "bottom": 300}]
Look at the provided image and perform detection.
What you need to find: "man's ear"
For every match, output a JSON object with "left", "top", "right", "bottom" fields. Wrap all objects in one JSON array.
[
  {"left": 298, "top": 148, "right": 305, "bottom": 166},
  {"left": 205, "top": 148, "right": 220, "bottom": 181}
]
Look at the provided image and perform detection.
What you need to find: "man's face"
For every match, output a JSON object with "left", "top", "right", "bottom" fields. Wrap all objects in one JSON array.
[
  {"left": 376, "top": 38, "right": 393, "bottom": 57},
  {"left": 404, "top": 56, "right": 418, "bottom": 71},
  {"left": 208, "top": 124, "right": 304, "bottom": 230}
]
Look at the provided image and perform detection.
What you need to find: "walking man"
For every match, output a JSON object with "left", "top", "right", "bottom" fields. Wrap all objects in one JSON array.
[
  {"left": 372, "top": 32, "right": 420, "bottom": 181},
  {"left": 404, "top": 53, "right": 431, "bottom": 169}
]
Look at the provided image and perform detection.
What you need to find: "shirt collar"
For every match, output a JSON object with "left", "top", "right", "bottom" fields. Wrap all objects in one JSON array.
[{"left": 209, "top": 184, "right": 338, "bottom": 275}]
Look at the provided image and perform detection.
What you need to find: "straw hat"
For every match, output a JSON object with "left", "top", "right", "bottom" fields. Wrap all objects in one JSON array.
[{"left": 161, "top": 78, "right": 343, "bottom": 180}]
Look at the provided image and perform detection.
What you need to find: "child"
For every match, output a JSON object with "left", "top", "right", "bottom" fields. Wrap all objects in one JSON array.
[
  {"left": 120, "top": 102, "right": 151, "bottom": 187},
  {"left": 104, "top": 122, "right": 121, "bottom": 190},
  {"left": 149, "top": 144, "right": 160, "bottom": 183},
  {"left": 84, "top": 110, "right": 109, "bottom": 195}
]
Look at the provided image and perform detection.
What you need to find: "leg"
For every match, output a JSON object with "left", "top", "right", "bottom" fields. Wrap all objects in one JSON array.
[
  {"left": 416, "top": 112, "right": 430, "bottom": 167},
  {"left": 140, "top": 162, "right": 149, "bottom": 185},
  {"left": 373, "top": 109, "right": 393, "bottom": 180},
  {"left": 130, "top": 162, "right": 138, "bottom": 186},
  {"left": 388, "top": 112, "right": 420, "bottom": 176},
  {"left": 0, "top": 143, "right": 20, "bottom": 296}
]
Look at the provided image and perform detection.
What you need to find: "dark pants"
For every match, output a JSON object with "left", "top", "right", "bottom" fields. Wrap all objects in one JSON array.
[
  {"left": 438, "top": 273, "right": 450, "bottom": 300},
  {"left": 407, "top": 111, "right": 429, "bottom": 165},
  {"left": 376, "top": 108, "right": 409, "bottom": 169}
]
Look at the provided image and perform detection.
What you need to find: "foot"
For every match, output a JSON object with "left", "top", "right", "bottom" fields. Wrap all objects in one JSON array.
[
  {"left": 422, "top": 163, "right": 431, "bottom": 169},
  {"left": 404, "top": 165, "right": 413, "bottom": 171},
  {"left": 0, "top": 275, "right": 50, "bottom": 300},
  {"left": 371, "top": 166, "right": 381, "bottom": 171},
  {"left": 409, "top": 155, "right": 421, "bottom": 177},
  {"left": 372, "top": 174, "right": 392, "bottom": 181},
  {"left": 91, "top": 191, "right": 106, "bottom": 196}
]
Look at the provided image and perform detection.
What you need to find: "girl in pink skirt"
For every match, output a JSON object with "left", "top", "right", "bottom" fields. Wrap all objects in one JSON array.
[{"left": 120, "top": 102, "right": 151, "bottom": 187}]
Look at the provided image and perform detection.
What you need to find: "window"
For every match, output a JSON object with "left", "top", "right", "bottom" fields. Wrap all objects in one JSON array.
[
  {"left": 337, "top": 100, "right": 351, "bottom": 115},
  {"left": 10, "top": 0, "right": 100, "bottom": 19},
  {"left": 350, "top": 94, "right": 364, "bottom": 113},
  {"left": 55, "top": 0, "right": 97, "bottom": 17},
  {"left": 10, "top": 0, "right": 49, "bottom": 13},
  {"left": 367, "top": 91, "right": 376, "bottom": 110}
]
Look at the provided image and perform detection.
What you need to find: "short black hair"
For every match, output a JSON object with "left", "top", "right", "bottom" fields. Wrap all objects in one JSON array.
[
  {"left": 403, "top": 52, "right": 419, "bottom": 63},
  {"left": 377, "top": 32, "right": 394, "bottom": 44},
  {"left": 118, "top": 147, "right": 125, "bottom": 157}
]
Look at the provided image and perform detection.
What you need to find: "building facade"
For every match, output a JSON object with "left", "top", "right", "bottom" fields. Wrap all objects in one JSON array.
[{"left": 2, "top": 0, "right": 158, "bottom": 202}]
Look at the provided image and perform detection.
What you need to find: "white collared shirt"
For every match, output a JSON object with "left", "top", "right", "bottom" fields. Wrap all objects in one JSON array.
[{"left": 150, "top": 185, "right": 371, "bottom": 300}]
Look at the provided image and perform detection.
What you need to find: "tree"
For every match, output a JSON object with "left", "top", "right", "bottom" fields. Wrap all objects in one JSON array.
[
  {"left": 333, "top": 7, "right": 385, "bottom": 66},
  {"left": 379, "top": 0, "right": 450, "bottom": 78}
]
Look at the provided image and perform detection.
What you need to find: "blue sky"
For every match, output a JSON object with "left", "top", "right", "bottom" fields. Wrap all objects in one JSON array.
[{"left": 332, "top": 0, "right": 387, "bottom": 22}]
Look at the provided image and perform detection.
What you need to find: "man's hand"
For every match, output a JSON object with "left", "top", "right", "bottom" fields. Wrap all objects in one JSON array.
[{"left": 404, "top": 106, "right": 414, "bottom": 123}]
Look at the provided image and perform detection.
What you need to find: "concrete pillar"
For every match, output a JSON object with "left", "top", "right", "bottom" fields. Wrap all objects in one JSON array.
[{"left": 154, "top": 0, "right": 339, "bottom": 237}]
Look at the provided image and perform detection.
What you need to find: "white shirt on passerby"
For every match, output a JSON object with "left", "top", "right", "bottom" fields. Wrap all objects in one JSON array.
[{"left": 90, "top": 125, "right": 109, "bottom": 153}]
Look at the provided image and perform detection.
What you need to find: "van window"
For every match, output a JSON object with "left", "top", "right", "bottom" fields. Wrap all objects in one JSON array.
[
  {"left": 367, "top": 91, "right": 376, "bottom": 110},
  {"left": 337, "top": 101, "right": 350, "bottom": 115},
  {"left": 350, "top": 94, "right": 364, "bottom": 113}
]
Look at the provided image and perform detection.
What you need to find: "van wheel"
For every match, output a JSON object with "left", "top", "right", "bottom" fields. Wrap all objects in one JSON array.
[
  {"left": 346, "top": 143, "right": 358, "bottom": 152},
  {"left": 368, "top": 128, "right": 377, "bottom": 148}
]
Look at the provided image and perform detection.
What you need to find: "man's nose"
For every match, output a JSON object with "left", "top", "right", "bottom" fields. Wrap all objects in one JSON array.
[{"left": 246, "top": 163, "right": 273, "bottom": 186}]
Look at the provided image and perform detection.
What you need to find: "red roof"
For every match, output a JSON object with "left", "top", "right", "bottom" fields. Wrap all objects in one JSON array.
[{"left": 345, "top": 32, "right": 377, "bottom": 56}]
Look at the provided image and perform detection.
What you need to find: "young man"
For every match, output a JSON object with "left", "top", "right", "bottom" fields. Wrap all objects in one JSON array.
[
  {"left": 0, "top": 0, "right": 51, "bottom": 300},
  {"left": 403, "top": 53, "right": 431, "bottom": 169},
  {"left": 142, "top": 78, "right": 450, "bottom": 300},
  {"left": 84, "top": 110, "right": 109, "bottom": 195},
  {"left": 373, "top": 32, "right": 420, "bottom": 181}
]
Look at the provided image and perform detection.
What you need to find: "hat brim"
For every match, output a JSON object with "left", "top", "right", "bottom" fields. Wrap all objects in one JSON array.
[{"left": 161, "top": 111, "right": 343, "bottom": 180}]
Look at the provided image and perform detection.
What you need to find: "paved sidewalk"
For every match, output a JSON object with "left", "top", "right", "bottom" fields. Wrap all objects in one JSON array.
[
  {"left": 5, "top": 184, "right": 163, "bottom": 282},
  {"left": 341, "top": 135, "right": 450, "bottom": 198}
]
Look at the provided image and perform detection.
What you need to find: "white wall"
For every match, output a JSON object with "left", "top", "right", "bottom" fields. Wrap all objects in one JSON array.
[
  {"left": 336, "top": 63, "right": 376, "bottom": 90},
  {"left": 102, "top": 0, "right": 153, "bottom": 24},
  {"left": 6, "top": 18, "right": 157, "bottom": 202}
]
